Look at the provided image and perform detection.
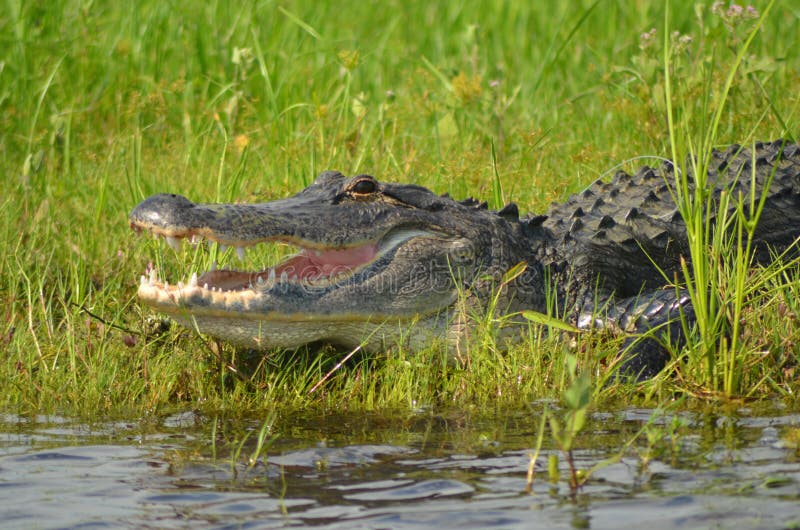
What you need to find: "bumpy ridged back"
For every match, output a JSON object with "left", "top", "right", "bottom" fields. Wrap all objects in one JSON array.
[{"left": 539, "top": 139, "right": 800, "bottom": 298}]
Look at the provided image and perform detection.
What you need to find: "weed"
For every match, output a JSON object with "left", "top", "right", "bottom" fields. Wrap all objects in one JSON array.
[
  {"left": 210, "top": 412, "right": 278, "bottom": 478},
  {"left": 0, "top": 1, "right": 798, "bottom": 416},
  {"left": 661, "top": 0, "right": 793, "bottom": 395}
]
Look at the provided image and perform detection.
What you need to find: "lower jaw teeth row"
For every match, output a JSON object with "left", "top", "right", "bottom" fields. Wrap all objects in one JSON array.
[{"left": 139, "top": 268, "right": 334, "bottom": 292}]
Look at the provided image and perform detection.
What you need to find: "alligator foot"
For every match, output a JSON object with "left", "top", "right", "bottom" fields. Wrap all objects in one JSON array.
[{"left": 600, "top": 289, "right": 695, "bottom": 381}]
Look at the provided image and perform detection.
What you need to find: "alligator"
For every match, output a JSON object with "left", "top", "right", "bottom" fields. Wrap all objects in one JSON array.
[{"left": 130, "top": 139, "right": 800, "bottom": 378}]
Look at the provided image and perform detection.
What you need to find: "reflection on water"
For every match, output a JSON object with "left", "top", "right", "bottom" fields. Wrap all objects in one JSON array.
[{"left": 1, "top": 407, "right": 799, "bottom": 529}]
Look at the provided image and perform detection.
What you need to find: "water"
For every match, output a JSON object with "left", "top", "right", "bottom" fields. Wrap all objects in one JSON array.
[{"left": 1, "top": 406, "right": 799, "bottom": 529}]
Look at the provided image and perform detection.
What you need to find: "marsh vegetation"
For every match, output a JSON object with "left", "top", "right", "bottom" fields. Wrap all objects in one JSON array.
[{"left": 2, "top": 0, "right": 799, "bottom": 419}]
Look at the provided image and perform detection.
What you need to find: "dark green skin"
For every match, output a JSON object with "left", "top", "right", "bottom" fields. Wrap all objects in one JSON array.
[{"left": 130, "top": 140, "right": 800, "bottom": 378}]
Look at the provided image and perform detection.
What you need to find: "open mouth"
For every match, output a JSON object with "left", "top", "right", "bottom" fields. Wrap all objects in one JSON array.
[{"left": 133, "top": 225, "right": 440, "bottom": 294}]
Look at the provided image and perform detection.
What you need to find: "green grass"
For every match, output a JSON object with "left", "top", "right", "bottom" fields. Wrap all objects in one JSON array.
[{"left": 1, "top": 0, "right": 799, "bottom": 416}]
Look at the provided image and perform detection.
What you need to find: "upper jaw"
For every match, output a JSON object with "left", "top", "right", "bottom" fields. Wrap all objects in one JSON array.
[{"left": 128, "top": 192, "right": 409, "bottom": 248}]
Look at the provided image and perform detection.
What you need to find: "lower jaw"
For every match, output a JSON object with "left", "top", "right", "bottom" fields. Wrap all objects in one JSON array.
[
  {"left": 167, "top": 312, "right": 372, "bottom": 350},
  {"left": 163, "top": 309, "right": 454, "bottom": 353}
]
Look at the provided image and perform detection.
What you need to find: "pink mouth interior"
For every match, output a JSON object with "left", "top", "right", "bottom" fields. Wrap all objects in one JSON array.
[
  {"left": 196, "top": 242, "right": 379, "bottom": 290},
  {"left": 274, "top": 244, "right": 379, "bottom": 279}
]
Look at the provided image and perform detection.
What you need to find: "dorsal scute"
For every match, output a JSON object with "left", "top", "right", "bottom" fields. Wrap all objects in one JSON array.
[
  {"left": 497, "top": 202, "right": 519, "bottom": 220},
  {"left": 459, "top": 197, "right": 488, "bottom": 210},
  {"left": 523, "top": 214, "right": 548, "bottom": 237}
]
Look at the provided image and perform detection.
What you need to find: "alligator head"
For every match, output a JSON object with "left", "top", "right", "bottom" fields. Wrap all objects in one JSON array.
[{"left": 129, "top": 171, "right": 526, "bottom": 351}]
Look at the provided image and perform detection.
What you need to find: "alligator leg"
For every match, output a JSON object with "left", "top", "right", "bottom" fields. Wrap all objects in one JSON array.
[
  {"left": 617, "top": 289, "right": 695, "bottom": 379},
  {"left": 579, "top": 289, "right": 695, "bottom": 380}
]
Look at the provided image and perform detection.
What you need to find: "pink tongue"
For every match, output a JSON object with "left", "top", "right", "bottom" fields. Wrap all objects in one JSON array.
[
  {"left": 313, "top": 245, "right": 377, "bottom": 265},
  {"left": 274, "top": 244, "right": 378, "bottom": 279}
]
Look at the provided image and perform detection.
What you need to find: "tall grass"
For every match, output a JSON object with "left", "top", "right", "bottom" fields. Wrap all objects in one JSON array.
[
  {"left": 660, "top": 0, "right": 799, "bottom": 395},
  {"left": 0, "top": 1, "right": 798, "bottom": 415}
]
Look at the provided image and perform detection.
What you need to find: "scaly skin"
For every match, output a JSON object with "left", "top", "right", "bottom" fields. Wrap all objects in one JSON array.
[{"left": 130, "top": 140, "right": 800, "bottom": 377}]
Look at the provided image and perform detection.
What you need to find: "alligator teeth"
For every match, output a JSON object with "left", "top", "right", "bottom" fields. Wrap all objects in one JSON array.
[
  {"left": 268, "top": 269, "right": 276, "bottom": 282},
  {"left": 149, "top": 268, "right": 158, "bottom": 284},
  {"left": 236, "top": 247, "right": 246, "bottom": 260},
  {"left": 280, "top": 271, "right": 288, "bottom": 282},
  {"left": 140, "top": 275, "right": 146, "bottom": 286},
  {"left": 220, "top": 244, "right": 228, "bottom": 253},
  {"left": 165, "top": 236, "right": 181, "bottom": 251},
  {"left": 210, "top": 261, "right": 218, "bottom": 271},
  {"left": 189, "top": 272, "right": 198, "bottom": 287},
  {"left": 190, "top": 234, "right": 202, "bottom": 247}
]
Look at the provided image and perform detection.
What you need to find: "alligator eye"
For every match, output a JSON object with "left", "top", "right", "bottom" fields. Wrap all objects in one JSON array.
[{"left": 349, "top": 176, "right": 378, "bottom": 196}]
